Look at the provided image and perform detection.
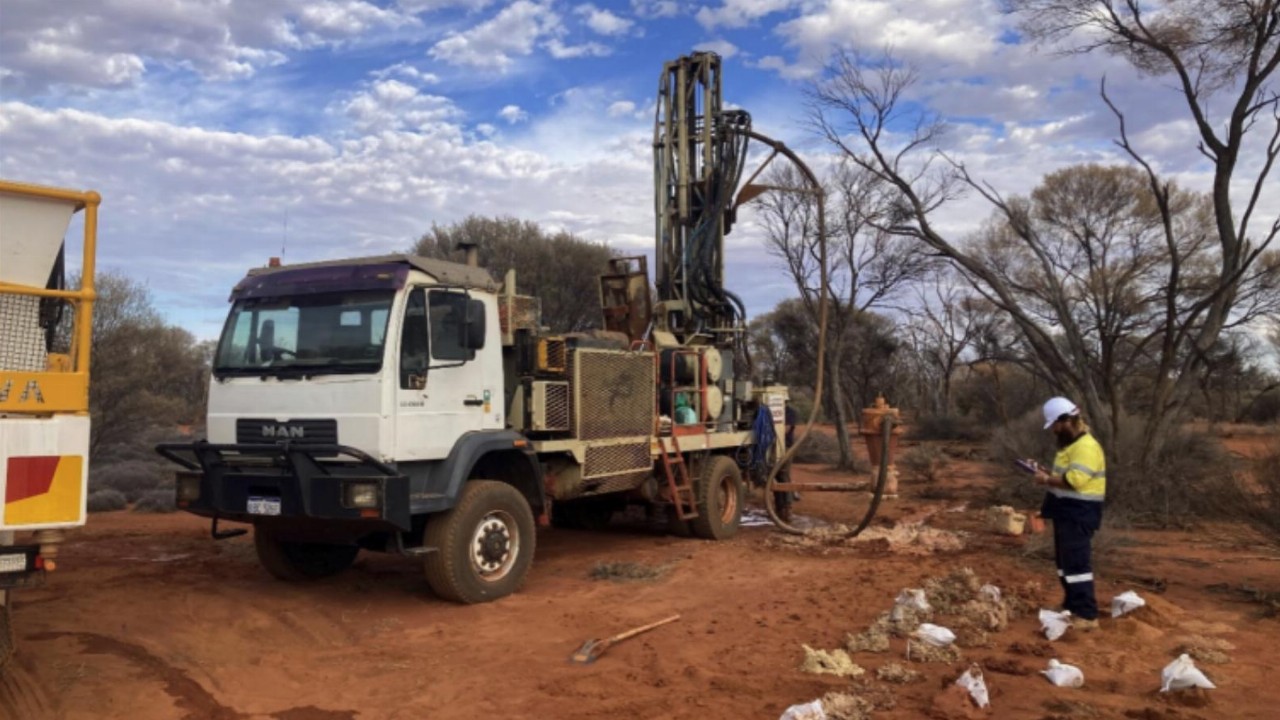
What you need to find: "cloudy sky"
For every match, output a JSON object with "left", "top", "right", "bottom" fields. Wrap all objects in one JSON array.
[{"left": 0, "top": 0, "right": 1209, "bottom": 338}]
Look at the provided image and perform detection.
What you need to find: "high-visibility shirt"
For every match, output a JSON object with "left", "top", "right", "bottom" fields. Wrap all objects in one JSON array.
[{"left": 1050, "top": 432, "right": 1106, "bottom": 501}]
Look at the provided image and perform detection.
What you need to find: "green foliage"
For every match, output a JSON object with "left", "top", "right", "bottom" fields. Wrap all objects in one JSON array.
[
  {"left": 132, "top": 488, "right": 177, "bottom": 513},
  {"left": 86, "top": 489, "right": 127, "bottom": 513},
  {"left": 90, "top": 459, "right": 172, "bottom": 502},
  {"left": 414, "top": 215, "right": 615, "bottom": 333},
  {"left": 86, "top": 272, "right": 211, "bottom": 453}
]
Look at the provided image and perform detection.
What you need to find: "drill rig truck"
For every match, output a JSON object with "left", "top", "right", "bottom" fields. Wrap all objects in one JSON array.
[
  {"left": 0, "top": 180, "right": 100, "bottom": 665},
  {"left": 158, "top": 53, "right": 790, "bottom": 604}
]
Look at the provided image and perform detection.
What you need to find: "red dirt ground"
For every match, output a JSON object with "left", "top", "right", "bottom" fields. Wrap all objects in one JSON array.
[{"left": 3, "top": 433, "right": 1280, "bottom": 720}]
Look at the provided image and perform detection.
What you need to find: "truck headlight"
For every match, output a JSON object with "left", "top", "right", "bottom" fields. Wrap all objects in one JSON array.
[
  {"left": 343, "top": 482, "right": 380, "bottom": 509},
  {"left": 176, "top": 473, "right": 202, "bottom": 502}
]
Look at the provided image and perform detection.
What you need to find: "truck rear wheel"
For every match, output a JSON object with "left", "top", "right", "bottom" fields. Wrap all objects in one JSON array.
[
  {"left": 253, "top": 526, "right": 360, "bottom": 581},
  {"left": 0, "top": 590, "right": 13, "bottom": 669},
  {"left": 423, "top": 480, "right": 535, "bottom": 604},
  {"left": 690, "top": 455, "right": 743, "bottom": 540}
]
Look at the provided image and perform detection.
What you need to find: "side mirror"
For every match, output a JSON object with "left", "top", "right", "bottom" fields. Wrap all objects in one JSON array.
[{"left": 462, "top": 298, "right": 486, "bottom": 350}]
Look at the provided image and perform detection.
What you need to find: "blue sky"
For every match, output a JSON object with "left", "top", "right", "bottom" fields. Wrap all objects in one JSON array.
[{"left": 0, "top": 0, "right": 1222, "bottom": 338}]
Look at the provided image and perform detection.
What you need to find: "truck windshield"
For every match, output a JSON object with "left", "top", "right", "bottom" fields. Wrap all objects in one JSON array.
[{"left": 214, "top": 290, "right": 393, "bottom": 377}]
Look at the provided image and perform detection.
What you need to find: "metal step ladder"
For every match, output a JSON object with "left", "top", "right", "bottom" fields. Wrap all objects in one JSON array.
[{"left": 658, "top": 435, "right": 698, "bottom": 520}]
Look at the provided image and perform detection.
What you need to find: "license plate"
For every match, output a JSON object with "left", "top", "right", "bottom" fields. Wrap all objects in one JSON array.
[
  {"left": 247, "top": 496, "right": 282, "bottom": 516},
  {"left": 0, "top": 554, "right": 28, "bottom": 574}
]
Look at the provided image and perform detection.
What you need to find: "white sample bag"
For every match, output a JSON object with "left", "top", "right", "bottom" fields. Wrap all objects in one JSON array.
[
  {"left": 896, "top": 588, "right": 932, "bottom": 612},
  {"left": 1111, "top": 590, "right": 1146, "bottom": 618},
  {"left": 1161, "top": 653, "right": 1216, "bottom": 692},
  {"left": 779, "top": 699, "right": 827, "bottom": 720},
  {"left": 1042, "top": 659, "right": 1085, "bottom": 688},
  {"left": 979, "top": 584, "right": 1002, "bottom": 603},
  {"left": 912, "top": 623, "right": 957, "bottom": 647},
  {"left": 1039, "top": 608, "right": 1073, "bottom": 641},
  {"left": 954, "top": 665, "right": 991, "bottom": 708}
]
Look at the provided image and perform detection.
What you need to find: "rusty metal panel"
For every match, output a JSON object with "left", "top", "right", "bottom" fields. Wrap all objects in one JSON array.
[
  {"left": 572, "top": 349, "right": 655, "bottom": 441},
  {"left": 499, "top": 294, "right": 541, "bottom": 344}
]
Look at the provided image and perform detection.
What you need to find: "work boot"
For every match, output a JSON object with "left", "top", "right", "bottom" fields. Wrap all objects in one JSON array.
[
  {"left": 1074, "top": 618, "right": 1100, "bottom": 632},
  {"left": 778, "top": 506, "right": 793, "bottom": 523}
]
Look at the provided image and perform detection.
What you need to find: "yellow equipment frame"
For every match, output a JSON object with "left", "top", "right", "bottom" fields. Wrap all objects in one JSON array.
[{"left": 0, "top": 180, "right": 100, "bottom": 415}]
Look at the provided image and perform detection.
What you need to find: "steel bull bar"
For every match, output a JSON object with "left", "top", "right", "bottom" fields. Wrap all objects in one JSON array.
[{"left": 155, "top": 441, "right": 412, "bottom": 536}]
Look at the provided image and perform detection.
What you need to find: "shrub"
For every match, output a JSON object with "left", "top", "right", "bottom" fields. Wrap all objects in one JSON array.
[
  {"left": 908, "top": 415, "right": 988, "bottom": 443},
  {"left": 90, "top": 460, "right": 173, "bottom": 501},
  {"left": 988, "top": 409, "right": 1241, "bottom": 525},
  {"left": 792, "top": 430, "right": 841, "bottom": 465},
  {"left": 898, "top": 444, "right": 946, "bottom": 484},
  {"left": 132, "top": 488, "right": 177, "bottom": 513},
  {"left": 1219, "top": 446, "right": 1280, "bottom": 546},
  {"left": 86, "top": 488, "right": 127, "bottom": 513}
]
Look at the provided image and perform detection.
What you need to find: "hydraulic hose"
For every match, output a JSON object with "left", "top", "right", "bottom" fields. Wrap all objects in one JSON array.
[{"left": 734, "top": 129, "right": 887, "bottom": 539}]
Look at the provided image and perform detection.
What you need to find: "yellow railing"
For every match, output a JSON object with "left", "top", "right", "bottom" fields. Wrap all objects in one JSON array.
[{"left": 0, "top": 180, "right": 99, "bottom": 415}]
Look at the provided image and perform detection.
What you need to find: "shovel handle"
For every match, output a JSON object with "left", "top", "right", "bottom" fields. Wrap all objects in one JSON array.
[{"left": 607, "top": 613, "right": 681, "bottom": 644}]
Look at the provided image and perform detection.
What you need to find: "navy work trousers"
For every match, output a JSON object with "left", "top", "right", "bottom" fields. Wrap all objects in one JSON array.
[{"left": 1053, "top": 517, "right": 1098, "bottom": 620}]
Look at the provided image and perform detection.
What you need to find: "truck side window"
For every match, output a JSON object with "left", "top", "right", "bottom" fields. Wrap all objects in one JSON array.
[
  {"left": 399, "top": 289, "right": 429, "bottom": 389},
  {"left": 428, "top": 290, "right": 475, "bottom": 361}
]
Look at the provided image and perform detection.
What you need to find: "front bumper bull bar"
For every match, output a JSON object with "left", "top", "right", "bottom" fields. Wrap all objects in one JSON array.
[{"left": 155, "top": 441, "right": 411, "bottom": 531}]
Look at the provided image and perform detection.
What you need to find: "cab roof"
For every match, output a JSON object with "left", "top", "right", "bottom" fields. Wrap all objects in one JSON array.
[{"left": 234, "top": 254, "right": 500, "bottom": 299}]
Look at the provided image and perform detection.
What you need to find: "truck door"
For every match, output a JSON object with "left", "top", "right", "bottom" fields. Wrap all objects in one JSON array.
[{"left": 394, "top": 287, "right": 489, "bottom": 461}]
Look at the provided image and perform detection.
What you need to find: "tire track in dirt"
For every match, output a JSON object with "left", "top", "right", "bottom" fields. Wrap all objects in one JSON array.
[
  {"left": 28, "top": 631, "right": 245, "bottom": 720},
  {"left": 0, "top": 652, "right": 53, "bottom": 720}
]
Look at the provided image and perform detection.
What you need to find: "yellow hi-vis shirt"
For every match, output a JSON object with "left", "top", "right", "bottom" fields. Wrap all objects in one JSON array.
[{"left": 1050, "top": 432, "right": 1106, "bottom": 501}]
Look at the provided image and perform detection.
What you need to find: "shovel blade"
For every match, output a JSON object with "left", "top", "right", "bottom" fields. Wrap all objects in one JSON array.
[{"left": 569, "top": 639, "right": 606, "bottom": 664}]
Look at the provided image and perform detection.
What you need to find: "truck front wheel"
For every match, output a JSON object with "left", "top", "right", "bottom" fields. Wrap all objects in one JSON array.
[
  {"left": 423, "top": 480, "right": 536, "bottom": 604},
  {"left": 253, "top": 526, "right": 360, "bottom": 581}
]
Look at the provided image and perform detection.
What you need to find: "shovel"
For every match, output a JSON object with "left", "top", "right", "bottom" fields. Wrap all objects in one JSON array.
[{"left": 570, "top": 613, "right": 681, "bottom": 664}]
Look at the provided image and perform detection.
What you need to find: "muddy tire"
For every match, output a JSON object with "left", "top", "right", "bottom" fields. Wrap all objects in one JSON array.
[
  {"left": 253, "top": 526, "right": 359, "bottom": 581},
  {"left": 423, "top": 480, "right": 536, "bottom": 604},
  {"left": 0, "top": 589, "right": 12, "bottom": 669},
  {"left": 690, "top": 455, "right": 743, "bottom": 540}
]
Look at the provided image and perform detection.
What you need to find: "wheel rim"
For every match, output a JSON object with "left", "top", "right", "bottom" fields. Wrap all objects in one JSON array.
[
  {"left": 470, "top": 510, "right": 519, "bottom": 581},
  {"left": 717, "top": 473, "right": 738, "bottom": 524}
]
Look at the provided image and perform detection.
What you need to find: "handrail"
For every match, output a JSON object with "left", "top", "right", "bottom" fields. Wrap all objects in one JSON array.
[{"left": 0, "top": 180, "right": 100, "bottom": 380}]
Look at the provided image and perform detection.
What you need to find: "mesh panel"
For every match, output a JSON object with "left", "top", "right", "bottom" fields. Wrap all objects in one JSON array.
[
  {"left": 0, "top": 294, "right": 48, "bottom": 371},
  {"left": 532, "top": 381, "right": 570, "bottom": 431},
  {"left": 583, "top": 441, "right": 652, "bottom": 478},
  {"left": 573, "top": 349, "right": 655, "bottom": 440}
]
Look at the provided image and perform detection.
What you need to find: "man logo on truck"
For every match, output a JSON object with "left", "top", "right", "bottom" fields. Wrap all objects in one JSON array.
[{"left": 262, "top": 425, "right": 305, "bottom": 439}]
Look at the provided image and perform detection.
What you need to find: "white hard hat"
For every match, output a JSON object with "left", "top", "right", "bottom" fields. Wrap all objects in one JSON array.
[{"left": 1042, "top": 397, "right": 1079, "bottom": 429}]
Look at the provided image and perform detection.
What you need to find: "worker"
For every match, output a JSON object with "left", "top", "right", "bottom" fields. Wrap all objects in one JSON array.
[
  {"left": 1032, "top": 396, "right": 1106, "bottom": 630},
  {"left": 776, "top": 404, "right": 798, "bottom": 523}
]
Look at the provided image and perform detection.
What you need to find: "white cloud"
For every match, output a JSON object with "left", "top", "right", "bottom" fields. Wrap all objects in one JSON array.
[
  {"left": 371, "top": 62, "right": 441, "bottom": 85},
  {"left": 499, "top": 104, "right": 529, "bottom": 123},
  {"left": 748, "top": 54, "right": 814, "bottom": 80},
  {"left": 632, "top": 0, "right": 680, "bottom": 18},
  {"left": 544, "top": 38, "right": 611, "bottom": 59},
  {"left": 396, "top": 0, "right": 498, "bottom": 11},
  {"left": 428, "top": 0, "right": 562, "bottom": 70},
  {"left": 339, "top": 78, "right": 463, "bottom": 132},
  {"left": 575, "top": 4, "right": 635, "bottom": 36},
  {"left": 693, "top": 39, "right": 740, "bottom": 59},
  {"left": 696, "top": 0, "right": 798, "bottom": 29},
  {"left": 0, "top": 0, "right": 419, "bottom": 92},
  {"left": 774, "top": 0, "right": 1004, "bottom": 69},
  {"left": 607, "top": 100, "right": 637, "bottom": 117}
]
